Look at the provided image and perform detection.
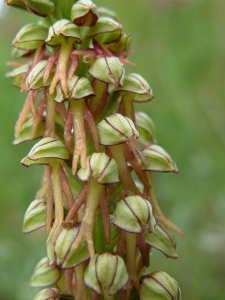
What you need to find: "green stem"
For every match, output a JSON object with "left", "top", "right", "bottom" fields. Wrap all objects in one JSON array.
[
  {"left": 125, "top": 232, "right": 140, "bottom": 291},
  {"left": 49, "top": 37, "right": 73, "bottom": 95},
  {"left": 118, "top": 93, "right": 134, "bottom": 121},
  {"left": 109, "top": 144, "right": 142, "bottom": 196},
  {"left": 147, "top": 172, "right": 184, "bottom": 237},
  {"left": 45, "top": 88, "right": 56, "bottom": 138},
  {"left": 74, "top": 263, "right": 88, "bottom": 300},
  {"left": 71, "top": 177, "right": 105, "bottom": 257},
  {"left": 47, "top": 162, "right": 64, "bottom": 243},
  {"left": 70, "top": 98, "right": 86, "bottom": 174}
]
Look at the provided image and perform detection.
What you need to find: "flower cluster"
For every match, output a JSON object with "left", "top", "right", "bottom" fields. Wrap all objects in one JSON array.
[{"left": 6, "top": 0, "right": 183, "bottom": 299}]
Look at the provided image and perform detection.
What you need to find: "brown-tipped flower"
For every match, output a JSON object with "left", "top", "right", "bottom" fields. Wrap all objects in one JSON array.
[
  {"left": 140, "top": 271, "right": 182, "bottom": 300},
  {"left": 113, "top": 195, "right": 156, "bottom": 234},
  {"left": 71, "top": 0, "right": 98, "bottom": 27},
  {"left": 84, "top": 252, "right": 129, "bottom": 296}
]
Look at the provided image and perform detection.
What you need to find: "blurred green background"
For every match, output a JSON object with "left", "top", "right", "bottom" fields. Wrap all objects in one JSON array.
[{"left": 0, "top": 0, "right": 224, "bottom": 299}]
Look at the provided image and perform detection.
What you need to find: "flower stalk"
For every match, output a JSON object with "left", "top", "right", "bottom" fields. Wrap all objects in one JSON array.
[{"left": 5, "top": 0, "right": 183, "bottom": 299}]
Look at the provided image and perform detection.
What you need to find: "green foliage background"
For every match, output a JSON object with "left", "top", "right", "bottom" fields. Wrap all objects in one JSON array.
[{"left": 0, "top": 0, "right": 224, "bottom": 299}]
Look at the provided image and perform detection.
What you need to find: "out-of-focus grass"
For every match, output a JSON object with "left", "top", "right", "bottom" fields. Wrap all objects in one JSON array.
[{"left": 0, "top": 1, "right": 224, "bottom": 299}]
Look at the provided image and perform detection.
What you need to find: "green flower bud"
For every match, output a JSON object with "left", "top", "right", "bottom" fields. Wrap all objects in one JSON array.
[
  {"left": 21, "top": 137, "right": 69, "bottom": 167},
  {"left": 34, "top": 288, "right": 59, "bottom": 300},
  {"left": 113, "top": 195, "right": 156, "bottom": 233},
  {"left": 71, "top": 0, "right": 98, "bottom": 27},
  {"left": 19, "top": 0, "right": 55, "bottom": 17},
  {"left": 7, "top": 64, "right": 29, "bottom": 88},
  {"left": 135, "top": 111, "right": 157, "bottom": 146},
  {"left": 13, "top": 116, "right": 45, "bottom": 144},
  {"left": 107, "top": 33, "right": 132, "bottom": 53},
  {"left": 30, "top": 257, "right": 61, "bottom": 288},
  {"left": 88, "top": 57, "right": 124, "bottom": 85},
  {"left": 143, "top": 221, "right": 178, "bottom": 259},
  {"left": 115, "top": 73, "right": 154, "bottom": 102},
  {"left": 11, "top": 47, "right": 30, "bottom": 59},
  {"left": 34, "top": 289, "right": 74, "bottom": 300},
  {"left": 142, "top": 145, "right": 178, "bottom": 173},
  {"left": 23, "top": 198, "right": 46, "bottom": 233},
  {"left": 98, "top": 113, "right": 139, "bottom": 146},
  {"left": 54, "top": 226, "right": 90, "bottom": 268},
  {"left": 140, "top": 271, "right": 182, "bottom": 300},
  {"left": 5, "top": 0, "right": 26, "bottom": 9},
  {"left": 77, "top": 152, "right": 119, "bottom": 184},
  {"left": 84, "top": 253, "right": 129, "bottom": 296},
  {"left": 97, "top": 7, "right": 118, "bottom": 21},
  {"left": 26, "top": 60, "right": 54, "bottom": 89},
  {"left": 13, "top": 24, "right": 48, "bottom": 50},
  {"left": 88, "top": 17, "right": 122, "bottom": 43},
  {"left": 46, "top": 20, "right": 82, "bottom": 46},
  {"left": 55, "top": 76, "right": 95, "bottom": 102}
]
